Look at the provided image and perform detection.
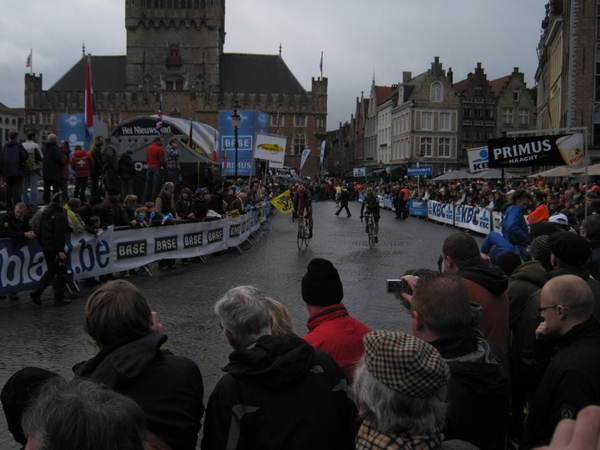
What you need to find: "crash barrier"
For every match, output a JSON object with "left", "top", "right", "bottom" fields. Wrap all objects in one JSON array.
[
  {"left": 0, "top": 203, "right": 271, "bottom": 296},
  {"left": 409, "top": 199, "right": 504, "bottom": 236}
]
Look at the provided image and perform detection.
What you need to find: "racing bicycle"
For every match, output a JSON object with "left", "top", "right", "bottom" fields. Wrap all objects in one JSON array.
[
  {"left": 364, "top": 213, "right": 377, "bottom": 249},
  {"left": 297, "top": 213, "right": 311, "bottom": 250}
]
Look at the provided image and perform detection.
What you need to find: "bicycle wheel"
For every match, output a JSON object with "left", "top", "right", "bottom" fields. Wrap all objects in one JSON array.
[
  {"left": 368, "top": 220, "right": 375, "bottom": 249},
  {"left": 297, "top": 224, "right": 305, "bottom": 250},
  {"left": 305, "top": 224, "right": 311, "bottom": 247}
]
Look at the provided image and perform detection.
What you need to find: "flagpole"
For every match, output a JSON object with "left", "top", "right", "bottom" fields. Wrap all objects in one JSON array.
[
  {"left": 29, "top": 49, "right": 32, "bottom": 75},
  {"left": 319, "top": 51, "right": 323, "bottom": 79}
]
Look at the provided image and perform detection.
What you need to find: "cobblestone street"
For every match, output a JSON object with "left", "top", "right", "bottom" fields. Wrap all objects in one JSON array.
[{"left": 0, "top": 199, "right": 483, "bottom": 449}]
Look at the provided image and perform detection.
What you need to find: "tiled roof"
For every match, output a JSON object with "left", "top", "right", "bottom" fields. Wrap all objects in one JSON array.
[
  {"left": 375, "top": 86, "right": 392, "bottom": 104},
  {"left": 490, "top": 76, "right": 510, "bottom": 98},
  {"left": 220, "top": 53, "right": 307, "bottom": 102},
  {"left": 48, "top": 56, "right": 127, "bottom": 95}
]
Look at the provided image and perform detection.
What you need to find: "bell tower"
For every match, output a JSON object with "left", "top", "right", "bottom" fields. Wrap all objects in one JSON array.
[{"left": 125, "top": 0, "right": 225, "bottom": 97}]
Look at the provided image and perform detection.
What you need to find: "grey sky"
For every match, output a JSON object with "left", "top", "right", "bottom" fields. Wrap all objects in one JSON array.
[{"left": 0, "top": 0, "right": 546, "bottom": 129}]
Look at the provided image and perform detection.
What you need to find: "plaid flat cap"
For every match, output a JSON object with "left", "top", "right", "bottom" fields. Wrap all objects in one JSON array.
[{"left": 363, "top": 330, "right": 450, "bottom": 398}]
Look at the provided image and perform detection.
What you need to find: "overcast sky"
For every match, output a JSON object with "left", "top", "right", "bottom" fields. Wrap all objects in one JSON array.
[{"left": 1, "top": 0, "right": 546, "bottom": 129}]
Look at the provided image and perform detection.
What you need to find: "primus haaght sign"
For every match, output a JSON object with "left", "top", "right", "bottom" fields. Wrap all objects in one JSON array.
[{"left": 488, "top": 133, "right": 584, "bottom": 168}]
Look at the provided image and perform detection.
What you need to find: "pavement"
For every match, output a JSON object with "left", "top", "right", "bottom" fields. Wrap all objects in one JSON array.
[{"left": 0, "top": 199, "right": 483, "bottom": 449}]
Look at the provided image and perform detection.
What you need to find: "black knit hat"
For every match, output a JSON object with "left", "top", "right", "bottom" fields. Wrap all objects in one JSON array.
[
  {"left": 301, "top": 258, "right": 344, "bottom": 306},
  {"left": 547, "top": 231, "right": 592, "bottom": 267}
]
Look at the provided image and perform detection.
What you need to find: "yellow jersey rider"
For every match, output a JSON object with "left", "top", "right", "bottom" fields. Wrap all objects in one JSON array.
[
  {"left": 293, "top": 185, "right": 313, "bottom": 238},
  {"left": 361, "top": 187, "right": 380, "bottom": 243}
]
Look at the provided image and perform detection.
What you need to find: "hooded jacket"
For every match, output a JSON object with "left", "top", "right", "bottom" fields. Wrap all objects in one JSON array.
[
  {"left": 502, "top": 203, "right": 530, "bottom": 259},
  {"left": 1, "top": 139, "right": 28, "bottom": 177},
  {"left": 38, "top": 203, "right": 66, "bottom": 253},
  {"left": 432, "top": 327, "right": 510, "bottom": 450},
  {"left": 201, "top": 333, "right": 358, "bottom": 450},
  {"left": 42, "top": 139, "right": 63, "bottom": 181},
  {"left": 456, "top": 261, "right": 510, "bottom": 353},
  {"left": 70, "top": 149, "right": 94, "bottom": 178},
  {"left": 73, "top": 332, "right": 204, "bottom": 450},
  {"left": 304, "top": 303, "right": 371, "bottom": 382}
]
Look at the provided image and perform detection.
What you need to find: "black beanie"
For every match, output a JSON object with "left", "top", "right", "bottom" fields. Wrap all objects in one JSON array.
[
  {"left": 547, "top": 231, "right": 592, "bottom": 267},
  {"left": 301, "top": 258, "right": 344, "bottom": 306}
]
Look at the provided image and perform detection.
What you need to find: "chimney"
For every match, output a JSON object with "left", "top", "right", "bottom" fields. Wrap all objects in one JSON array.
[{"left": 403, "top": 71, "right": 412, "bottom": 83}]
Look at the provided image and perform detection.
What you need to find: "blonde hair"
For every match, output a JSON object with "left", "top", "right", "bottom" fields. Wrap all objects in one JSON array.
[{"left": 266, "top": 297, "right": 297, "bottom": 335}]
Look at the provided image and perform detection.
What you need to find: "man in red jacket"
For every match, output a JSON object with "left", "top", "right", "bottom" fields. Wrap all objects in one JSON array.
[
  {"left": 142, "top": 136, "right": 165, "bottom": 203},
  {"left": 301, "top": 258, "right": 370, "bottom": 382}
]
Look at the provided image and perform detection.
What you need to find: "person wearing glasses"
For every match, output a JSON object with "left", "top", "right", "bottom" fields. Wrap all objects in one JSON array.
[{"left": 521, "top": 274, "right": 600, "bottom": 449}]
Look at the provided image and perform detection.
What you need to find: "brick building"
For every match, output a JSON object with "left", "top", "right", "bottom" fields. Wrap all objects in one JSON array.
[
  {"left": 535, "top": 0, "right": 599, "bottom": 161},
  {"left": 23, "top": 0, "right": 327, "bottom": 176}
]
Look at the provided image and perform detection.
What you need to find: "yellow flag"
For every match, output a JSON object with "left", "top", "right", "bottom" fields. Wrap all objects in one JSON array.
[
  {"left": 229, "top": 209, "right": 241, "bottom": 219},
  {"left": 270, "top": 190, "right": 294, "bottom": 215}
]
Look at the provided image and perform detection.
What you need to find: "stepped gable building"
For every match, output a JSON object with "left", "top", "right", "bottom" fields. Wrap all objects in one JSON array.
[
  {"left": 23, "top": 0, "right": 327, "bottom": 175},
  {"left": 391, "top": 57, "right": 460, "bottom": 174},
  {"left": 364, "top": 81, "right": 393, "bottom": 167},
  {"left": 536, "top": 0, "right": 598, "bottom": 160},
  {"left": 453, "top": 63, "right": 497, "bottom": 166}
]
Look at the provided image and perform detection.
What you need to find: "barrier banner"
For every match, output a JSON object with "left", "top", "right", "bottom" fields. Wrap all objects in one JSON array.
[
  {"left": 454, "top": 205, "right": 491, "bottom": 234},
  {"left": 383, "top": 194, "right": 394, "bottom": 210},
  {"left": 427, "top": 201, "right": 454, "bottom": 225},
  {"left": 111, "top": 219, "right": 228, "bottom": 273},
  {"left": 492, "top": 211, "right": 503, "bottom": 235},
  {"left": 409, "top": 199, "right": 428, "bottom": 217},
  {"left": 0, "top": 229, "right": 113, "bottom": 294},
  {"left": 228, "top": 214, "right": 253, "bottom": 247}
]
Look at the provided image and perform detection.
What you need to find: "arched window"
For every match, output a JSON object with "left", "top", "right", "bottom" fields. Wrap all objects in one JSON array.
[
  {"left": 293, "top": 129, "right": 306, "bottom": 155},
  {"left": 431, "top": 81, "right": 443, "bottom": 102}
]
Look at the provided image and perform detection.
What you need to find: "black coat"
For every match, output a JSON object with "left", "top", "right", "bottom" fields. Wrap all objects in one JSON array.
[
  {"left": 41, "top": 140, "right": 63, "bottom": 181},
  {"left": 73, "top": 333, "right": 205, "bottom": 450},
  {"left": 522, "top": 317, "right": 600, "bottom": 449},
  {"left": 38, "top": 204, "right": 66, "bottom": 253},
  {"left": 201, "top": 334, "right": 358, "bottom": 450}
]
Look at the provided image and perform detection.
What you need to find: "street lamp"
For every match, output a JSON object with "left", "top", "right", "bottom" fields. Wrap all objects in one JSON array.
[{"left": 231, "top": 100, "right": 241, "bottom": 178}]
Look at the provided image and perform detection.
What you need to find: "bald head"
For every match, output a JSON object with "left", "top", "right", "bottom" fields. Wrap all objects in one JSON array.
[{"left": 542, "top": 275, "right": 594, "bottom": 320}]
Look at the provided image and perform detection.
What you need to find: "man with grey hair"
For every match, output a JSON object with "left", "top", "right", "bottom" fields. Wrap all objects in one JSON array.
[
  {"left": 202, "top": 285, "right": 358, "bottom": 450},
  {"left": 21, "top": 377, "right": 147, "bottom": 450},
  {"left": 353, "top": 330, "right": 477, "bottom": 449},
  {"left": 521, "top": 274, "right": 600, "bottom": 449}
]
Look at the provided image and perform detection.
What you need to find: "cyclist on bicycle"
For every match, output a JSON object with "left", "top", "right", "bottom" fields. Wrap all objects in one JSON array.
[
  {"left": 293, "top": 185, "right": 313, "bottom": 238},
  {"left": 361, "top": 187, "right": 380, "bottom": 243}
]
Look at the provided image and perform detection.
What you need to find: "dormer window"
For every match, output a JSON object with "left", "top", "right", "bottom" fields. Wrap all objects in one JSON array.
[{"left": 431, "top": 81, "right": 443, "bottom": 102}]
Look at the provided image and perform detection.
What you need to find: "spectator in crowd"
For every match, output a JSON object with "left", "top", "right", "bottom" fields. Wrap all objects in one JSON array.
[
  {"left": 193, "top": 188, "right": 210, "bottom": 222},
  {"left": 70, "top": 144, "right": 94, "bottom": 203},
  {"left": 266, "top": 297, "right": 297, "bottom": 335},
  {"left": 401, "top": 272, "right": 510, "bottom": 450},
  {"left": 581, "top": 214, "right": 600, "bottom": 279},
  {"left": 142, "top": 136, "right": 165, "bottom": 203},
  {"left": 99, "top": 187, "right": 128, "bottom": 227},
  {"left": 203, "top": 161, "right": 215, "bottom": 193},
  {"left": 202, "top": 285, "right": 358, "bottom": 450},
  {"left": 29, "top": 193, "right": 71, "bottom": 307},
  {"left": 335, "top": 186, "right": 352, "bottom": 218},
  {"left": 21, "top": 131, "right": 43, "bottom": 209},
  {"left": 0, "top": 202, "right": 36, "bottom": 301},
  {"left": 103, "top": 136, "right": 120, "bottom": 192},
  {"left": 527, "top": 191, "right": 550, "bottom": 224},
  {"left": 354, "top": 331, "right": 476, "bottom": 449},
  {"left": 481, "top": 190, "right": 533, "bottom": 263},
  {"left": 1, "top": 131, "right": 28, "bottom": 210},
  {"left": 176, "top": 187, "right": 196, "bottom": 221},
  {"left": 521, "top": 275, "right": 600, "bottom": 449},
  {"left": 41, "top": 134, "right": 63, "bottom": 205},
  {"left": 442, "top": 232, "right": 510, "bottom": 354},
  {"left": 58, "top": 140, "right": 71, "bottom": 195},
  {"left": 301, "top": 258, "right": 370, "bottom": 382},
  {"left": 208, "top": 183, "right": 227, "bottom": 216},
  {"left": 165, "top": 137, "right": 181, "bottom": 188},
  {"left": 89, "top": 136, "right": 104, "bottom": 197},
  {"left": 118, "top": 147, "right": 136, "bottom": 198},
  {"left": 121, "top": 194, "right": 141, "bottom": 228},
  {"left": 73, "top": 279, "right": 205, "bottom": 450},
  {"left": 20, "top": 377, "right": 149, "bottom": 450}
]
